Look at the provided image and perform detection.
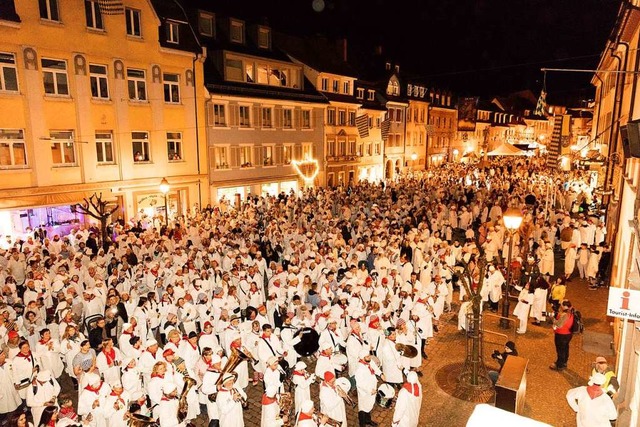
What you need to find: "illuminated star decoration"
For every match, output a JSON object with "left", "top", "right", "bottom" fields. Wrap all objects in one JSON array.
[{"left": 291, "top": 158, "right": 319, "bottom": 184}]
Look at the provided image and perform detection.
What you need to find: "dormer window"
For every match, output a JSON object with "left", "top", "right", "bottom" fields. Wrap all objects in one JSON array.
[
  {"left": 356, "top": 88, "right": 364, "bottom": 99},
  {"left": 166, "top": 21, "right": 179, "bottom": 44},
  {"left": 367, "top": 90, "right": 375, "bottom": 101},
  {"left": 198, "top": 12, "right": 214, "bottom": 37},
  {"left": 230, "top": 19, "right": 244, "bottom": 44},
  {"left": 385, "top": 62, "right": 391, "bottom": 70},
  {"left": 258, "top": 27, "right": 271, "bottom": 49}
]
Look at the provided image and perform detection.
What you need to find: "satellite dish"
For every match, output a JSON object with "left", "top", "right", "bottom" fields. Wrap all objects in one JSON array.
[{"left": 312, "top": 0, "right": 325, "bottom": 12}]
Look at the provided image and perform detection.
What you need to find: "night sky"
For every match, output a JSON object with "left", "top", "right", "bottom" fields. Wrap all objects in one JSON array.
[{"left": 215, "top": 0, "right": 620, "bottom": 103}]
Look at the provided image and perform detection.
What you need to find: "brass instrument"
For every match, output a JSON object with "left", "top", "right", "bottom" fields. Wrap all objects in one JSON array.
[
  {"left": 240, "top": 346, "right": 258, "bottom": 364},
  {"left": 278, "top": 392, "right": 293, "bottom": 427},
  {"left": 231, "top": 387, "right": 248, "bottom": 409},
  {"left": 333, "top": 378, "right": 356, "bottom": 408},
  {"left": 215, "top": 348, "right": 252, "bottom": 386},
  {"left": 127, "top": 414, "right": 158, "bottom": 427},
  {"left": 313, "top": 413, "right": 342, "bottom": 427},
  {"left": 177, "top": 376, "right": 196, "bottom": 423}
]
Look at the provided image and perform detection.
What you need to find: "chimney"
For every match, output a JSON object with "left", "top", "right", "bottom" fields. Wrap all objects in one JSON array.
[{"left": 342, "top": 38, "right": 348, "bottom": 62}]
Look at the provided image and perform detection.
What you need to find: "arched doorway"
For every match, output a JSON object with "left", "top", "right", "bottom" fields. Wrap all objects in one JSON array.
[
  {"left": 385, "top": 160, "right": 394, "bottom": 180},
  {"left": 395, "top": 159, "right": 401, "bottom": 176}
]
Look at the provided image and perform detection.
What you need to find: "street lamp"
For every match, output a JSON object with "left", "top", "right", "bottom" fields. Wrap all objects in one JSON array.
[
  {"left": 501, "top": 207, "right": 523, "bottom": 329},
  {"left": 411, "top": 152, "right": 417, "bottom": 161},
  {"left": 159, "top": 177, "right": 170, "bottom": 227}
]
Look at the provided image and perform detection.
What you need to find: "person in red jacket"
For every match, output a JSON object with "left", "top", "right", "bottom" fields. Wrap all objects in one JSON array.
[{"left": 550, "top": 299, "right": 574, "bottom": 371}]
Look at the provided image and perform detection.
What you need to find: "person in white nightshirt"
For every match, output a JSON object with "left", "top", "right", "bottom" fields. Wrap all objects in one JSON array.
[
  {"left": 318, "top": 371, "right": 346, "bottom": 427},
  {"left": 0, "top": 348, "right": 21, "bottom": 415},
  {"left": 78, "top": 374, "right": 110, "bottom": 427},
  {"left": 392, "top": 371, "right": 422, "bottom": 427},
  {"left": 26, "top": 370, "right": 61, "bottom": 427},
  {"left": 291, "top": 361, "right": 314, "bottom": 415},
  {"left": 35, "top": 329, "right": 64, "bottom": 379},
  {"left": 216, "top": 373, "right": 246, "bottom": 427},
  {"left": 513, "top": 284, "right": 534, "bottom": 334},
  {"left": 566, "top": 373, "right": 617, "bottom": 427}
]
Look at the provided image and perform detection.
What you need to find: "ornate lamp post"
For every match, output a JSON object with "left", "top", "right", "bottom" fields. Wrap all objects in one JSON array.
[
  {"left": 500, "top": 207, "right": 523, "bottom": 329},
  {"left": 159, "top": 177, "right": 170, "bottom": 227}
]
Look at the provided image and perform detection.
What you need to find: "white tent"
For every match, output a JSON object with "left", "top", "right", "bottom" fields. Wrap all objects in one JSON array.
[
  {"left": 487, "top": 143, "right": 527, "bottom": 156},
  {"left": 467, "top": 404, "right": 552, "bottom": 427}
]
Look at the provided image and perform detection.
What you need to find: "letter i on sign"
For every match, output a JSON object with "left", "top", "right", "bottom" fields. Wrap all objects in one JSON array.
[{"left": 621, "top": 291, "right": 631, "bottom": 310}]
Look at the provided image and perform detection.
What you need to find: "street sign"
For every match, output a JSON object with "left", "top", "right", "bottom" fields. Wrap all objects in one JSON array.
[{"left": 607, "top": 287, "right": 640, "bottom": 321}]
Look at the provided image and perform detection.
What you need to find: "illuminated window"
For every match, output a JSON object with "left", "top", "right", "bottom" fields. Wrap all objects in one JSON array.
[
  {"left": 167, "top": 132, "right": 182, "bottom": 161},
  {"left": 283, "top": 108, "right": 293, "bottom": 129},
  {"left": 0, "top": 53, "right": 18, "bottom": 92},
  {"left": 132, "top": 131, "right": 150, "bottom": 163},
  {"left": 50, "top": 131, "right": 76, "bottom": 166},
  {"left": 166, "top": 21, "right": 179, "bottom": 44},
  {"left": 0, "top": 129, "right": 27, "bottom": 168}
]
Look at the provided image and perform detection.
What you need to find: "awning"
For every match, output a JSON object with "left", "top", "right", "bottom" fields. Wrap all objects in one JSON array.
[
  {"left": 0, "top": 191, "right": 97, "bottom": 210},
  {"left": 487, "top": 143, "right": 527, "bottom": 156}
]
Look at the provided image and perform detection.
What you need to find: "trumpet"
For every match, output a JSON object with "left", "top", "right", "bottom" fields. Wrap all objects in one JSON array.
[
  {"left": 313, "top": 412, "right": 342, "bottom": 427},
  {"left": 334, "top": 384, "right": 356, "bottom": 408},
  {"left": 240, "top": 346, "right": 258, "bottom": 365},
  {"left": 232, "top": 387, "right": 248, "bottom": 408}
]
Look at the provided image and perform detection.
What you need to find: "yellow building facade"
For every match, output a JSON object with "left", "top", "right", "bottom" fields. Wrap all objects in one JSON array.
[{"left": 0, "top": 0, "right": 207, "bottom": 235}]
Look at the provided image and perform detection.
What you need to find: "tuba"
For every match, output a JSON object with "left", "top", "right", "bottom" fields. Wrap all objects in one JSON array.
[
  {"left": 208, "top": 348, "right": 252, "bottom": 402},
  {"left": 177, "top": 376, "right": 196, "bottom": 423}
]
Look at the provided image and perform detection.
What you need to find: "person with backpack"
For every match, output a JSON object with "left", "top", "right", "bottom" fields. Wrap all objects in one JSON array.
[{"left": 550, "top": 299, "right": 575, "bottom": 371}]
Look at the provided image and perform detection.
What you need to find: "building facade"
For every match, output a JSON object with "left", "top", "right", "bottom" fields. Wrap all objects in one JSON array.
[
  {"left": 426, "top": 90, "right": 456, "bottom": 167},
  {"left": 0, "top": 0, "right": 208, "bottom": 235},
  {"left": 196, "top": 14, "right": 327, "bottom": 202},
  {"left": 405, "top": 82, "right": 430, "bottom": 170}
]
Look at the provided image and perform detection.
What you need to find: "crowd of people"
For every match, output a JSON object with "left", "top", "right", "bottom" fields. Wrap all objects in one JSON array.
[{"left": 0, "top": 157, "right": 616, "bottom": 427}]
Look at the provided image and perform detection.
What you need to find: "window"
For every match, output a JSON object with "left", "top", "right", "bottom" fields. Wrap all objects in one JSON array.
[
  {"left": 302, "top": 143, "right": 312, "bottom": 160},
  {"left": 332, "top": 80, "right": 339, "bottom": 93},
  {"left": 39, "top": 0, "right": 60, "bottom": 21},
  {"left": 348, "top": 111, "right": 356, "bottom": 126},
  {"left": 167, "top": 132, "right": 182, "bottom": 161},
  {"left": 42, "top": 58, "right": 68, "bottom": 96},
  {"left": 283, "top": 145, "right": 292, "bottom": 165},
  {"left": 95, "top": 132, "right": 114, "bottom": 164},
  {"left": 127, "top": 68, "right": 146, "bottom": 101},
  {"left": 356, "top": 88, "right": 364, "bottom": 99},
  {"left": 198, "top": 12, "right": 214, "bottom": 37},
  {"left": 239, "top": 146, "right": 252, "bottom": 167},
  {"left": 338, "top": 110, "right": 346, "bottom": 126},
  {"left": 166, "top": 21, "right": 179, "bottom": 44},
  {"left": 125, "top": 8, "right": 141, "bottom": 37},
  {"left": 262, "top": 146, "right": 273, "bottom": 166},
  {"left": 258, "top": 27, "right": 270, "bottom": 49},
  {"left": 132, "top": 131, "right": 150, "bottom": 162},
  {"left": 301, "top": 110, "right": 311, "bottom": 129},
  {"left": 239, "top": 105, "right": 251, "bottom": 127},
  {"left": 50, "top": 131, "right": 76, "bottom": 166},
  {"left": 0, "top": 53, "right": 18, "bottom": 92},
  {"left": 283, "top": 109, "right": 293, "bottom": 129},
  {"left": 0, "top": 129, "right": 27, "bottom": 168},
  {"left": 85, "top": 0, "right": 103, "bottom": 29},
  {"left": 225, "top": 58, "right": 243, "bottom": 81},
  {"left": 338, "top": 139, "right": 346, "bottom": 156},
  {"left": 327, "top": 108, "right": 336, "bottom": 125},
  {"left": 326, "top": 140, "right": 335, "bottom": 157},
  {"left": 343, "top": 81, "right": 350, "bottom": 95},
  {"left": 211, "top": 104, "right": 226, "bottom": 126},
  {"left": 261, "top": 107, "right": 272, "bottom": 128},
  {"left": 214, "top": 146, "right": 229, "bottom": 169},
  {"left": 89, "top": 64, "right": 109, "bottom": 99},
  {"left": 321, "top": 78, "right": 328, "bottom": 91},
  {"left": 230, "top": 20, "right": 244, "bottom": 43},
  {"left": 163, "top": 73, "right": 180, "bottom": 103},
  {"left": 367, "top": 90, "right": 375, "bottom": 101}
]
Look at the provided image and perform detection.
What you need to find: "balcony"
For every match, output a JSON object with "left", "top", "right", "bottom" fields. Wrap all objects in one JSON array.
[{"left": 326, "top": 154, "right": 360, "bottom": 163}]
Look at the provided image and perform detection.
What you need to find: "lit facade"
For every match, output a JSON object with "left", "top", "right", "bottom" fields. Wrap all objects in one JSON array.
[
  {"left": 590, "top": 2, "right": 640, "bottom": 426},
  {"left": 405, "top": 82, "right": 429, "bottom": 170},
  {"left": 0, "top": 0, "right": 208, "bottom": 235},
  {"left": 426, "top": 90, "right": 456, "bottom": 167},
  {"left": 197, "top": 15, "right": 327, "bottom": 202}
]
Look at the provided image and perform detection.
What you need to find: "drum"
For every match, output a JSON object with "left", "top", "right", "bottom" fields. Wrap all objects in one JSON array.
[
  {"left": 376, "top": 383, "right": 396, "bottom": 408},
  {"left": 332, "top": 353, "right": 348, "bottom": 371},
  {"left": 293, "top": 327, "right": 320, "bottom": 356},
  {"left": 335, "top": 377, "right": 351, "bottom": 394}
]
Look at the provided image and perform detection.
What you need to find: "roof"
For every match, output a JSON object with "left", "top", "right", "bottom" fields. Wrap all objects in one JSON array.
[
  {"left": 275, "top": 33, "right": 359, "bottom": 78},
  {"left": 487, "top": 143, "right": 527, "bottom": 156},
  {"left": 149, "top": 0, "right": 201, "bottom": 54}
]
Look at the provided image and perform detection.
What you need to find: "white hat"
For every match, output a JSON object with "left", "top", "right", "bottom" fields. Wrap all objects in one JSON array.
[
  {"left": 146, "top": 339, "right": 158, "bottom": 348},
  {"left": 589, "top": 372, "right": 607, "bottom": 386},
  {"left": 407, "top": 371, "right": 419, "bottom": 384},
  {"left": 301, "top": 399, "right": 314, "bottom": 413},
  {"left": 267, "top": 356, "right": 279, "bottom": 366},
  {"left": 221, "top": 373, "right": 236, "bottom": 384},
  {"left": 163, "top": 382, "right": 177, "bottom": 394},
  {"left": 110, "top": 381, "right": 123, "bottom": 389},
  {"left": 359, "top": 348, "right": 370, "bottom": 360},
  {"left": 37, "top": 370, "right": 52, "bottom": 382},
  {"left": 294, "top": 361, "right": 307, "bottom": 370}
]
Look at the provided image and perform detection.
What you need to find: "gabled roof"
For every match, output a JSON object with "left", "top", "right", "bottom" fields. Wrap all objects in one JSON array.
[
  {"left": 149, "top": 0, "right": 200, "bottom": 54},
  {"left": 275, "top": 33, "right": 359, "bottom": 78}
]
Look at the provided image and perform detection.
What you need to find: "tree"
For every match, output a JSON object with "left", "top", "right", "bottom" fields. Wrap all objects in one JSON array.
[
  {"left": 71, "top": 193, "right": 118, "bottom": 248},
  {"left": 450, "top": 249, "right": 493, "bottom": 398}
]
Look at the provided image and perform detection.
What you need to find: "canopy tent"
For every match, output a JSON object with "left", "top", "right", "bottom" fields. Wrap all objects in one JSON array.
[
  {"left": 467, "top": 404, "right": 552, "bottom": 427},
  {"left": 487, "top": 142, "right": 527, "bottom": 156}
]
